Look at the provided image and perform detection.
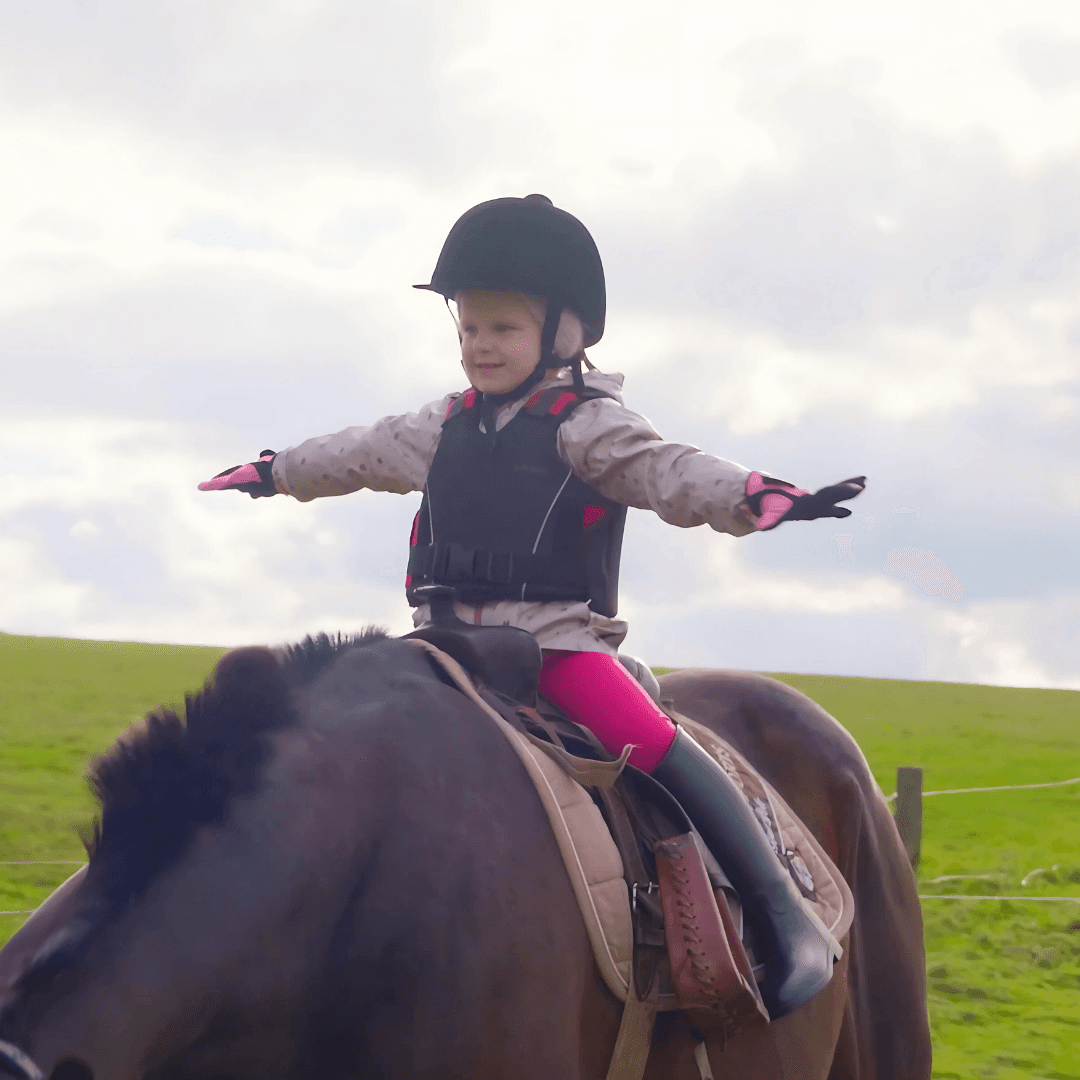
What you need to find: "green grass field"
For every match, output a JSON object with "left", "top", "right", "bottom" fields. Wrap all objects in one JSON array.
[{"left": 2, "top": 634, "right": 1078, "bottom": 1078}]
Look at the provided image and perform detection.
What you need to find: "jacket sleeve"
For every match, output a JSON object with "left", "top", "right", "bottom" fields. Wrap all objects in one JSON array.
[
  {"left": 557, "top": 396, "right": 759, "bottom": 537},
  {"left": 271, "top": 394, "right": 454, "bottom": 502}
]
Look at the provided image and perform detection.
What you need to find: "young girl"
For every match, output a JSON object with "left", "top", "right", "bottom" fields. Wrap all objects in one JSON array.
[{"left": 200, "top": 194, "right": 865, "bottom": 1018}]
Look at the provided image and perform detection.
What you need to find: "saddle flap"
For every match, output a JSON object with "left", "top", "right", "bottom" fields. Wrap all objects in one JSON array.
[{"left": 654, "top": 832, "right": 769, "bottom": 1025}]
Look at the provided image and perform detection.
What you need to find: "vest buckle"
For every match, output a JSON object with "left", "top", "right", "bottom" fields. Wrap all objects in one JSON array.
[
  {"left": 429, "top": 544, "right": 514, "bottom": 588},
  {"left": 439, "top": 542, "right": 476, "bottom": 582},
  {"left": 484, "top": 550, "right": 514, "bottom": 586}
]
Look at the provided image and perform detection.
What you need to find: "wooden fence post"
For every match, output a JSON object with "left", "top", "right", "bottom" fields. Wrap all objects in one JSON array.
[{"left": 895, "top": 766, "right": 923, "bottom": 870}]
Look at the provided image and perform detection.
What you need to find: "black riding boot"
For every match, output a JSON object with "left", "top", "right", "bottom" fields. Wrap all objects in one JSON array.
[{"left": 651, "top": 727, "right": 841, "bottom": 1018}]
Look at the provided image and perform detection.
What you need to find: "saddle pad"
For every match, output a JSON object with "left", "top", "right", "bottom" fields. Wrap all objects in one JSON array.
[{"left": 408, "top": 640, "right": 855, "bottom": 1001}]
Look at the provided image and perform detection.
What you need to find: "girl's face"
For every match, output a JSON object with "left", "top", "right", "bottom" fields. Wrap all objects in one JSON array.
[{"left": 456, "top": 291, "right": 543, "bottom": 395}]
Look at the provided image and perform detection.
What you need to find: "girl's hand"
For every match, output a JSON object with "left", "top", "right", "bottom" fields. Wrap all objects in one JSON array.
[
  {"left": 198, "top": 451, "right": 278, "bottom": 498},
  {"left": 744, "top": 472, "right": 866, "bottom": 531}
]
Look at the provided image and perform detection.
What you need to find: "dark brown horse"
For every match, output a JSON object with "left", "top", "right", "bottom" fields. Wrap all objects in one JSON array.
[{"left": 0, "top": 632, "right": 930, "bottom": 1080}]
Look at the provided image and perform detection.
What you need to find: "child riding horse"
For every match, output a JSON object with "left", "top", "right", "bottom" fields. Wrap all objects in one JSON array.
[{"left": 200, "top": 194, "right": 865, "bottom": 1019}]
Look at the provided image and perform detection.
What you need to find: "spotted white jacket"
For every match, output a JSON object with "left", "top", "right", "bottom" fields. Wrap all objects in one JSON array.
[{"left": 272, "top": 369, "right": 758, "bottom": 654}]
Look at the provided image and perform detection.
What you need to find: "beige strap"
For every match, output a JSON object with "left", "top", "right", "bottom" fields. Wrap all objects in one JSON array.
[
  {"left": 693, "top": 1041, "right": 716, "bottom": 1080},
  {"left": 605, "top": 968, "right": 658, "bottom": 1080},
  {"left": 523, "top": 731, "right": 632, "bottom": 790}
]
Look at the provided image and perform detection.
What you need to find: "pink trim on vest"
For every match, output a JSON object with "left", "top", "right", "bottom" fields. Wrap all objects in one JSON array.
[
  {"left": 406, "top": 512, "right": 421, "bottom": 590},
  {"left": 549, "top": 391, "right": 577, "bottom": 415},
  {"left": 446, "top": 388, "right": 478, "bottom": 419},
  {"left": 583, "top": 506, "right": 606, "bottom": 527}
]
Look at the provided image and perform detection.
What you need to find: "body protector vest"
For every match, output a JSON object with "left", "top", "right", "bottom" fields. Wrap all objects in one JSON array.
[{"left": 406, "top": 385, "right": 627, "bottom": 618}]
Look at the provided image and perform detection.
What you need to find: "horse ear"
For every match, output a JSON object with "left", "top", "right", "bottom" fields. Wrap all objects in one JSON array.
[
  {"left": 213, "top": 645, "right": 283, "bottom": 692},
  {"left": 206, "top": 646, "right": 295, "bottom": 737}
]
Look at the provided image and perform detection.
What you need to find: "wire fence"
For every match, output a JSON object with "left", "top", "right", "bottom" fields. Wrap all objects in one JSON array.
[
  {"left": 889, "top": 767, "right": 1080, "bottom": 905},
  {"left": 885, "top": 775, "right": 1080, "bottom": 802},
  {"left": 918, "top": 895, "right": 1080, "bottom": 904}
]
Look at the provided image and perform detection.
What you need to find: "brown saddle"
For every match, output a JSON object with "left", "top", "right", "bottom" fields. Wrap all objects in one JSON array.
[{"left": 405, "top": 586, "right": 769, "bottom": 1034}]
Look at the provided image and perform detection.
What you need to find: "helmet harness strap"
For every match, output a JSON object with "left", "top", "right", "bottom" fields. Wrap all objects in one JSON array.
[{"left": 540, "top": 300, "right": 564, "bottom": 373}]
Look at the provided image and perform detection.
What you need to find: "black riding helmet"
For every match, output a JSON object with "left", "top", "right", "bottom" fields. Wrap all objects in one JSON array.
[{"left": 415, "top": 194, "right": 606, "bottom": 394}]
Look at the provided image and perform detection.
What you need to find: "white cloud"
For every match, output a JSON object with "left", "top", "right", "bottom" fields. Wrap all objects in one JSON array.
[
  {"left": 0, "top": 417, "right": 418, "bottom": 645},
  {"left": 613, "top": 509, "right": 911, "bottom": 664},
  {"left": 69, "top": 519, "right": 102, "bottom": 540},
  {"left": 0, "top": 0, "right": 492, "bottom": 178},
  {"left": 922, "top": 599, "right": 1080, "bottom": 689},
  {"left": 882, "top": 547, "right": 965, "bottom": 601},
  {"left": 600, "top": 299, "right": 1079, "bottom": 436},
  {"left": 1004, "top": 24, "right": 1080, "bottom": 97}
]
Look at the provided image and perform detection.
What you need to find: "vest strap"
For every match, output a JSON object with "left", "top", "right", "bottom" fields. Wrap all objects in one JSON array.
[{"left": 407, "top": 542, "right": 586, "bottom": 596}]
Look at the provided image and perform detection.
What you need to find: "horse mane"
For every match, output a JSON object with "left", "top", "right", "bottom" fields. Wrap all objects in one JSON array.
[
  {"left": 278, "top": 627, "right": 391, "bottom": 689},
  {"left": 86, "top": 629, "right": 390, "bottom": 883},
  {"left": 16, "top": 629, "right": 390, "bottom": 994}
]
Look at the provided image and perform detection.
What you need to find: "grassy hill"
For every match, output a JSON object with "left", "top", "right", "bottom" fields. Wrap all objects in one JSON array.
[{"left": 2, "top": 634, "right": 1078, "bottom": 1078}]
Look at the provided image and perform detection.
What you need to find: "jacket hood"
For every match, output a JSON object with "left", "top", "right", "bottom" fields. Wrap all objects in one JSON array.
[{"left": 581, "top": 368, "right": 625, "bottom": 405}]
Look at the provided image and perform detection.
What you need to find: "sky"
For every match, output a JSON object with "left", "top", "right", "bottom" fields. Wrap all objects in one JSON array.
[{"left": 1, "top": 0, "right": 1078, "bottom": 688}]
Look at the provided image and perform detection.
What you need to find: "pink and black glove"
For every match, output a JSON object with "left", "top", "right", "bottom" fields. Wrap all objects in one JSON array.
[
  {"left": 198, "top": 451, "right": 278, "bottom": 499},
  {"left": 744, "top": 471, "right": 866, "bottom": 531}
]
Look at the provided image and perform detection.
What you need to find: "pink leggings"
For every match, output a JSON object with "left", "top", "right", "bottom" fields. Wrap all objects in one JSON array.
[{"left": 538, "top": 649, "right": 677, "bottom": 773}]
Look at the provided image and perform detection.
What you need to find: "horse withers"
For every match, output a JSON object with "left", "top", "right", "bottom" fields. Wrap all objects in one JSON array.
[{"left": 0, "top": 632, "right": 930, "bottom": 1080}]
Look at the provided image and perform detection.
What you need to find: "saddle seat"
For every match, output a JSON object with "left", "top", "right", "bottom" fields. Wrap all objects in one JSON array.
[{"left": 404, "top": 586, "right": 542, "bottom": 704}]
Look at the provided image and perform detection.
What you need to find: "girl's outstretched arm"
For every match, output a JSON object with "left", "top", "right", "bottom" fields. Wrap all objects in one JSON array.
[
  {"left": 199, "top": 394, "right": 456, "bottom": 503},
  {"left": 558, "top": 397, "right": 863, "bottom": 535},
  {"left": 557, "top": 396, "right": 757, "bottom": 535}
]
